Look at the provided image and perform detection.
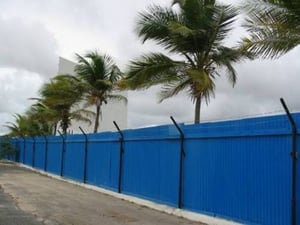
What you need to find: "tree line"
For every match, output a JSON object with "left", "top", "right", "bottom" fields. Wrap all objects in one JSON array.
[{"left": 5, "top": 0, "right": 300, "bottom": 137}]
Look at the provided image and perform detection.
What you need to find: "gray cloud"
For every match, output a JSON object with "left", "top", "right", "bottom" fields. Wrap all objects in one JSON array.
[
  {"left": 199, "top": 47, "right": 300, "bottom": 122},
  {"left": 0, "top": 16, "right": 58, "bottom": 77},
  {"left": 0, "top": 14, "right": 58, "bottom": 135},
  {"left": 0, "top": 69, "right": 44, "bottom": 134},
  {"left": 128, "top": 87, "right": 195, "bottom": 128}
]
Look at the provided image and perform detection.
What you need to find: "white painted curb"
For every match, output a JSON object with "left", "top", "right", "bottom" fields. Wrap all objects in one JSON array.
[{"left": 17, "top": 163, "right": 242, "bottom": 225}]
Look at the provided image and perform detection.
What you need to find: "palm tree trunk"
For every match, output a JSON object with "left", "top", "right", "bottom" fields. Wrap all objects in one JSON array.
[
  {"left": 194, "top": 96, "right": 201, "bottom": 124},
  {"left": 53, "top": 123, "right": 57, "bottom": 136},
  {"left": 94, "top": 105, "right": 101, "bottom": 133},
  {"left": 61, "top": 110, "right": 69, "bottom": 135},
  {"left": 62, "top": 119, "right": 68, "bottom": 135},
  {"left": 62, "top": 122, "right": 67, "bottom": 135}
]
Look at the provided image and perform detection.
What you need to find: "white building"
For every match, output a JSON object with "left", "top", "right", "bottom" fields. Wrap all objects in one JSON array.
[{"left": 57, "top": 57, "right": 128, "bottom": 134}]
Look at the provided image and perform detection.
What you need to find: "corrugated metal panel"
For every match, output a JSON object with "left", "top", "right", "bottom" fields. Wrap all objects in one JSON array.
[
  {"left": 183, "top": 135, "right": 291, "bottom": 225},
  {"left": 63, "top": 136, "right": 85, "bottom": 182},
  {"left": 46, "top": 136, "right": 62, "bottom": 175},
  {"left": 25, "top": 139, "right": 33, "bottom": 166},
  {"left": 122, "top": 127, "right": 180, "bottom": 207},
  {"left": 11, "top": 139, "right": 19, "bottom": 162},
  {"left": 34, "top": 137, "right": 46, "bottom": 170},
  {"left": 86, "top": 133, "right": 120, "bottom": 191},
  {"left": 18, "top": 139, "right": 25, "bottom": 163}
]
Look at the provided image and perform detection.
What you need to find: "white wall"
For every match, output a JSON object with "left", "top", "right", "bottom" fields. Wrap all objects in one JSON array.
[{"left": 57, "top": 57, "right": 128, "bottom": 134}]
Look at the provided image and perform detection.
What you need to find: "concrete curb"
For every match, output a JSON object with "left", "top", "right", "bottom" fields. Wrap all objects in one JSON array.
[{"left": 17, "top": 163, "right": 242, "bottom": 225}]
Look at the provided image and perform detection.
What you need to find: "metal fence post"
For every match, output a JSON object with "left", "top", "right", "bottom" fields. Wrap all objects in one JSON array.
[
  {"left": 113, "top": 121, "right": 124, "bottom": 193},
  {"left": 280, "top": 98, "right": 298, "bottom": 225},
  {"left": 170, "top": 116, "right": 185, "bottom": 209},
  {"left": 79, "top": 127, "right": 88, "bottom": 184},
  {"left": 57, "top": 131, "right": 66, "bottom": 177},
  {"left": 43, "top": 135, "right": 48, "bottom": 172},
  {"left": 31, "top": 136, "right": 36, "bottom": 168}
]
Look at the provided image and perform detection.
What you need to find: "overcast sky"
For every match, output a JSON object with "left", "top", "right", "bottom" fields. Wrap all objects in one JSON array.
[{"left": 0, "top": 0, "right": 299, "bottom": 134}]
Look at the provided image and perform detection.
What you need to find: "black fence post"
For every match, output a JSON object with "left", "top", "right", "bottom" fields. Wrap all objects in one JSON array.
[
  {"left": 170, "top": 116, "right": 185, "bottom": 209},
  {"left": 79, "top": 127, "right": 88, "bottom": 184},
  {"left": 280, "top": 98, "right": 298, "bottom": 225},
  {"left": 43, "top": 135, "right": 48, "bottom": 172},
  {"left": 113, "top": 121, "right": 124, "bottom": 193},
  {"left": 57, "top": 131, "right": 66, "bottom": 177},
  {"left": 31, "top": 136, "right": 36, "bottom": 168}
]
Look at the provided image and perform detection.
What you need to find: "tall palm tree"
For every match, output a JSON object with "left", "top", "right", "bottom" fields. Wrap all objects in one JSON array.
[
  {"left": 40, "top": 75, "right": 94, "bottom": 134},
  {"left": 242, "top": 0, "right": 300, "bottom": 58},
  {"left": 124, "top": 0, "right": 252, "bottom": 123},
  {"left": 75, "top": 51, "right": 127, "bottom": 133}
]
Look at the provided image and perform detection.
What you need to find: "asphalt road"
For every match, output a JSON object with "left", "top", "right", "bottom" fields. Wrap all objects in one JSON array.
[
  {"left": 0, "top": 186, "right": 44, "bottom": 225},
  {"left": 0, "top": 161, "right": 205, "bottom": 225}
]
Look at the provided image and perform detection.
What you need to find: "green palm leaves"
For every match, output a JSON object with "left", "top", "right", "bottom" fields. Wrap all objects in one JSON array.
[
  {"left": 37, "top": 75, "right": 94, "bottom": 135},
  {"left": 75, "top": 51, "right": 126, "bottom": 133},
  {"left": 125, "top": 0, "right": 252, "bottom": 123},
  {"left": 5, "top": 110, "right": 54, "bottom": 137},
  {"left": 242, "top": 0, "right": 300, "bottom": 58}
]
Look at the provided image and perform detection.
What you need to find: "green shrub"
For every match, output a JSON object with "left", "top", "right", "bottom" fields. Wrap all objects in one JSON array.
[{"left": 0, "top": 137, "right": 17, "bottom": 160}]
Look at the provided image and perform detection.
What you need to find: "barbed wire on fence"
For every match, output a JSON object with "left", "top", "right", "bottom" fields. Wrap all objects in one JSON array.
[{"left": 181, "top": 108, "right": 300, "bottom": 125}]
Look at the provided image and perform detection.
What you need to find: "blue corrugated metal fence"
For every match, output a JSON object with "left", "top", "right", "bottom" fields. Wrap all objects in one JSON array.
[{"left": 4, "top": 113, "right": 300, "bottom": 225}]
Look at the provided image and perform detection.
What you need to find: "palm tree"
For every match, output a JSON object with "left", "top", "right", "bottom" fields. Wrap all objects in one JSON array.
[
  {"left": 75, "top": 51, "right": 127, "bottom": 133},
  {"left": 40, "top": 75, "right": 94, "bottom": 134},
  {"left": 242, "top": 0, "right": 300, "bottom": 58},
  {"left": 124, "top": 0, "right": 252, "bottom": 123},
  {"left": 5, "top": 112, "right": 51, "bottom": 137}
]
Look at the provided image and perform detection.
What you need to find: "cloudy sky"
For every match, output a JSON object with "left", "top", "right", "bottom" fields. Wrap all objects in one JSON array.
[{"left": 0, "top": 0, "right": 299, "bottom": 134}]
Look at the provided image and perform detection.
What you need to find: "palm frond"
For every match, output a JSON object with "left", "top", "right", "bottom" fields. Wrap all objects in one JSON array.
[
  {"left": 210, "top": 5, "right": 237, "bottom": 44},
  {"left": 126, "top": 53, "right": 187, "bottom": 89},
  {"left": 210, "top": 46, "right": 254, "bottom": 85},
  {"left": 242, "top": 0, "right": 300, "bottom": 58},
  {"left": 106, "top": 94, "right": 128, "bottom": 104},
  {"left": 137, "top": 5, "right": 178, "bottom": 41},
  {"left": 158, "top": 77, "right": 191, "bottom": 102},
  {"left": 109, "top": 65, "right": 123, "bottom": 83},
  {"left": 74, "top": 108, "right": 95, "bottom": 117},
  {"left": 94, "top": 80, "right": 113, "bottom": 90},
  {"left": 242, "top": 29, "right": 300, "bottom": 58},
  {"left": 75, "top": 53, "right": 97, "bottom": 82}
]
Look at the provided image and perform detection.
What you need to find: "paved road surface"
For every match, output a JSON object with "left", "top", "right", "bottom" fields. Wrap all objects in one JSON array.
[
  {"left": 0, "top": 187, "right": 44, "bottom": 225},
  {"left": 0, "top": 162, "right": 205, "bottom": 225}
]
